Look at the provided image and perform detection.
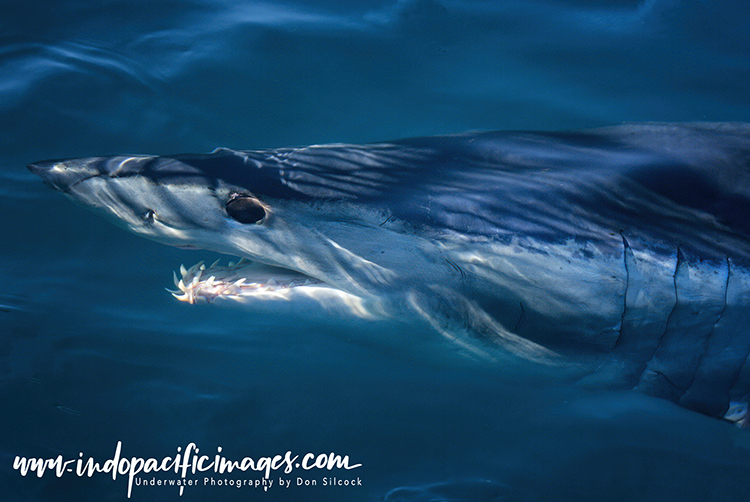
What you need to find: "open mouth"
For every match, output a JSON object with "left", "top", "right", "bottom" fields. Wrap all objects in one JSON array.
[{"left": 170, "top": 258, "right": 325, "bottom": 304}]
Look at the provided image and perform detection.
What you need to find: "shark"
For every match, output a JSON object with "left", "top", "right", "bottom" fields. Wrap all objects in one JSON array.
[{"left": 28, "top": 122, "right": 750, "bottom": 423}]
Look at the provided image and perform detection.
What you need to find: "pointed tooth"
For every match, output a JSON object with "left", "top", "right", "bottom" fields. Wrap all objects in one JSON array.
[
  {"left": 238, "top": 257, "right": 247, "bottom": 265},
  {"left": 210, "top": 259, "right": 221, "bottom": 269},
  {"left": 180, "top": 264, "right": 187, "bottom": 277},
  {"left": 234, "top": 278, "right": 246, "bottom": 286},
  {"left": 173, "top": 271, "right": 180, "bottom": 287},
  {"left": 178, "top": 279, "right": 187, "bottom": 292},
  {"left": 200, "top": 264, "right": 206, "bottom": 271},
  {"left": 191, "top": 274, "right": 200, "bottom": 286},
  {"left": 267, "top": 278, "right": 277, "bottom": 286},
  {"left": 206, "top": 276, "right": 215, "bottom": 288},
  {"left": 725, "top": 402, "right": 748, "bottom": 422},
  {"left": 228, "top": 261, "right": 235, "bottom": 267}
]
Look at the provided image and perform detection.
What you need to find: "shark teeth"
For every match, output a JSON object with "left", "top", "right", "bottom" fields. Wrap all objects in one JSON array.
[
  {"left": 169, "top": 258, "right": 323, "bottom": 304},
  {"left": 724, "top": 401, "right": 750, "bottom": 427}
]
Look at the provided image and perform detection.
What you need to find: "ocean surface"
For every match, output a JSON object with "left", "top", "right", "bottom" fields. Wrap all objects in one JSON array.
[{"left": 3, "top": 0, "right": 750, "bottom": 500}]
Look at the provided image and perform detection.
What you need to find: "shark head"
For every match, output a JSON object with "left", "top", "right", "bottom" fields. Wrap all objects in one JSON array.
[
  {"left": 26, "top": 140, "right": 568, "bottom": 363},
  {"left": 27, "top": 147, "right": 420, "bottom": 313}
]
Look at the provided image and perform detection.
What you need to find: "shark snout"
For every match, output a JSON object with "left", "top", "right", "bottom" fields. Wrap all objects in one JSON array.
[
  {"left": 26, "top": 161, "right": 49, "bottom": 176},
  {"left": 28, "top": 156, "right": 117, "bottom": 192},
  {"left": 27, "top": 160, "right": 88, "bottom": 192},
  {"left": 28, "top": 154, "right": 161, "bottom": 193}
]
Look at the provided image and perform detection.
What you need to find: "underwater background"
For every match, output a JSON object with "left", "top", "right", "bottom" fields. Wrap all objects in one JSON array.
[{"left": 3, "top": 0, "right": 750, "bottom": 500}]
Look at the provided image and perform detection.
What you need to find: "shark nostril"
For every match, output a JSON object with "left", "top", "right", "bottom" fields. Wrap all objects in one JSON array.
[{"left": 142, "top": 209, "right": 156, "bottom": 224}]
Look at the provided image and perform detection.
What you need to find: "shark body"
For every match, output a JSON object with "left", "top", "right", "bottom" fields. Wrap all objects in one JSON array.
[{"left": 29, "top": 123, "right": 750, "bottom": 420}]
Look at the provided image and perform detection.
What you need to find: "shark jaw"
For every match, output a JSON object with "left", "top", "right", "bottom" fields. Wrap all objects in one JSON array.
[
  {"left": 169, "top": 257, "right": 323, "bottom": 304},
  {"left": 169, "top": 257, "right": 385, "bottom": 320}
]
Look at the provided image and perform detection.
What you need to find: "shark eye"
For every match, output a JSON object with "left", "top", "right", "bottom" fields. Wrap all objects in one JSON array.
[{"left": 226, "top": 195, "right": 266, "bottom": 224}]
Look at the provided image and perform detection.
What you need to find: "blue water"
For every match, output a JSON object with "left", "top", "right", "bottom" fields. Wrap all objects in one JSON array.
[{"left": 3, "top": 0, "right": 750, "bottom": 500}]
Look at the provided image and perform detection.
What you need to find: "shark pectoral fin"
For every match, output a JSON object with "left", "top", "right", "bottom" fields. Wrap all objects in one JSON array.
[{"left": 406, "top": 285, "right": 562, "bottom": 365}]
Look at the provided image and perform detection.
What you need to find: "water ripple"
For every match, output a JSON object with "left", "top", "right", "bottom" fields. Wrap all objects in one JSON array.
[{"left": 0, "top": 40, "right": 158, "bottom": 107}]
